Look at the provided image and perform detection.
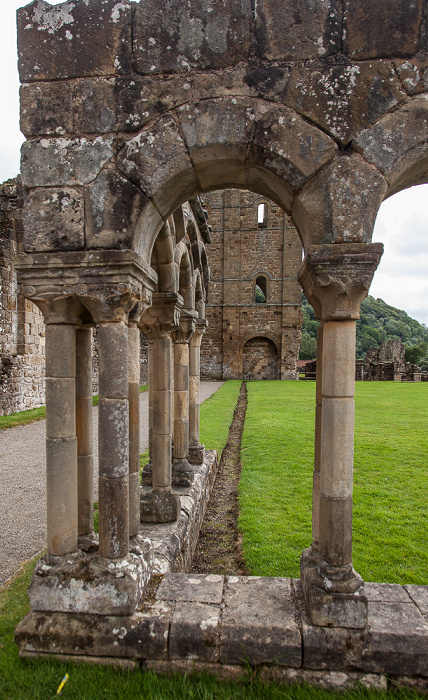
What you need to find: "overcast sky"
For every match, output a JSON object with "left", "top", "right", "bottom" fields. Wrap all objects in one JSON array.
[{"left": 2, "top": 0, "right": 428, "bottom": 325}]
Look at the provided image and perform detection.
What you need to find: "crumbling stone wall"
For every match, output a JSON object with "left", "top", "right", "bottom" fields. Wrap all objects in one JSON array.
[
  {"left": 0, "top": 178, "right": 45, "bottom": 414},
  {"left": 201, "top": 190, "right": 302, "bottom": 380}
]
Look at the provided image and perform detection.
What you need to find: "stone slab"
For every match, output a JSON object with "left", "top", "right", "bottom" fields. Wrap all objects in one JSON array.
[
  {"left": 15, "top": 602, "right": 172, "bottom": 660},
  {"left": 404, "top": 585, "right": 428, "bottom": 615},
  {"left": 365, "top": 582, "right": 412, "bottom": 604},
  {"left": 169, "top": 601, "right": 221, "bottom": 662},
  {"left": 157, "top": 573, "right": 224, "bottom": 604},
  {"left": 220, "top": 576, "right": 301, "bottom": 667},
  {"left": 302, "top": 598, "right": 428, "bottom": 677}
]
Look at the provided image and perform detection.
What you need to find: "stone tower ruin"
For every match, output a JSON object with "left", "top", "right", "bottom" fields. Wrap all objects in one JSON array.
[{"left": 201, "top": 190, "right": 302, "bottom": 381}]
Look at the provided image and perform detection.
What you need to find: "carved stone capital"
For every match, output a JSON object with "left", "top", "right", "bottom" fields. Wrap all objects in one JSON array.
[
  {"left": 15, "top": 250, "right": 156, "bottom": 324},
  {"left": 139, "top": 292, "right": 184, "bottom": 339},
  {"left": 172, "top": 310, "right": 197, "bottom": 343},
  {"left": 299, "top": 243, "right": 383, "bottom": 321},
  {"left": 195, "top": 318, "right": 208, "bottom": 336}
]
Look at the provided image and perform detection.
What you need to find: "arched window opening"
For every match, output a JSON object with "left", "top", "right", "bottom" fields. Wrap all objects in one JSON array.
[
  {"left": 255, "top": 275, "right": 267, "bottom": 303},
  {"left": 257, "top": 202, "right": 268, "bottom": 228}
]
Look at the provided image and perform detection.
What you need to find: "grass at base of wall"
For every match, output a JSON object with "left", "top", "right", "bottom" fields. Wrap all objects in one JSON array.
[
  {"left": 0, "top": 559, "right": 416, "bottom": 699},
  {"left": 0, "top": 386, "right": 148, "bottom": 429},
  {"left": 239, "top": 381, "right": 428, "bottom": 584}
]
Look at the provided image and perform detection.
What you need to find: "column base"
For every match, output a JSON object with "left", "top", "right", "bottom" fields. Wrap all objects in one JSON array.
[
  {"left": 300, "top": 555, "right": 368, "bottom": 629},
  {"left": 28, "top": 540, "right": 153, "bottom": 616},
  {"left": 188, "top": 443, "right": 205, "bottom": 465},
  {"left": 141, "top": 460, "right": 152, "bottom": 487},
  {"left": 140, "top": 487, "right": 180, "bottom": 523},
  {"left": 172, "top": 458, "right": 194, "bottom": 487}
]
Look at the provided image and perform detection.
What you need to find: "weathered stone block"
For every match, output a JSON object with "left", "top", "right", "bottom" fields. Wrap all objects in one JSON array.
[
  {"left": 254, "top": 0, "right": 341, "bottom": 61},
  {"left": 292, "top": 156, "right": 388, "bottom": 247},
  {"left": 285, "top": 62, "right": 406, "bottom": 146},
  {"left": 169, "top": 602, "right": 221, "bottom": 662},
  {"left": 85, "top": 169, "right": 148, "bottom": 250},
  {"left": 353, "top": 98, "right": 428, "bottom": 196},
  {"left": 133, "top": 0, "right": 251, "bottom": 75},
  {"left": 177, "top": 98, "right": 254, "bottom": 191},
  {"left": 20, "top": 82, "right": 73, "bottom": 137},
  {"left": 28, "top": 547, "right": 151, "bottom": 616},
  {"left": 157, "top": 573, "right": 224, "bottom": 604},
  {"left": 117, "top": 116, "right": 198, "bottom": 217},
  {"left": 395, "top": 59, "right": 428, "bottom": 96},
  {"left": 140, "top": 487, "right": 180, "bottom": 523},
  {"left": 16, "top": 601, "right": 172, "bottom": 659},
  {"left": 22, "top": 188, "right": 85, "bottom": 253},
  {"left": 221, "top": 577, "right": 301, "bottom": 667},
  {"left": 21, "top": 137, "right": 114, "bottom": 188},
  {"left": 404, "top": 585, "right": 428, "bottom": 615},
  {"left": 249, "top": 103, "right": 338, "bottom": 197},
  {"left": 17, "top": 0, "right": 132, "bottom": 82},
  {"left": 302, "top": 599, "right": 428, "bottom": 676},
  {"left": 343, "top": 0, "right": 423, "bottom": 59}
]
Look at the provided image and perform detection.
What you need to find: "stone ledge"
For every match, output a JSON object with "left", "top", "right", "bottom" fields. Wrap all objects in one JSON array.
[{"left": 16, "top": 575, "right": 428, "bottom": 684}]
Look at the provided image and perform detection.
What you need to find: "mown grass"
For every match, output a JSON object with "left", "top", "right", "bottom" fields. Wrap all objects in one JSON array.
[
  {"left": 2, "top": 379, "right": 427, "bottom": 697},
  {"left": 239, "top": 381, "right": 428, "bottom": 584}
]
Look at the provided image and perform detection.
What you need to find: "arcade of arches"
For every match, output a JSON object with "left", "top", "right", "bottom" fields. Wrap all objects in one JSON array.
[{"left": 12, "top": 0, "right": 428, "bottom": 681}]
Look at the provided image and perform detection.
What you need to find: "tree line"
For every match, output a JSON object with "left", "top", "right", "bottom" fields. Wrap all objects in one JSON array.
[{"left": 299, "top": 295, "right": 428, "bottom": 368}]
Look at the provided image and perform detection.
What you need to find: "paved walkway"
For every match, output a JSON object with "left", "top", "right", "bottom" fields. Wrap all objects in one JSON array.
[{"left": 0, "top": 382, "right": 223, "bottom": 587}]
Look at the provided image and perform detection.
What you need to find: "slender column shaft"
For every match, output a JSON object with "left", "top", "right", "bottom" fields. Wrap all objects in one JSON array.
[
  {"left": 128, "top": 322, "right": 140, "bottom": 538},
  {"left": 98, "top": 322, "right": 129, "bottom": 559},
  {"left": 148, "top": 340, "right": 153, "bottom": 460},
  {"left": 319, "top": 320, "right": 356, "bottom": 567},
  {"left": 152, "top": 333, "right": 173, "bottom": 488},
  {"left": 45, "top": 324, "right": 78, "bottom": 556},
  {"left": 75, "top": 327, "right": 94, "bottom": 537},
  {"left": 311, "top": 323, "right": 324, "bottom": 552},
  {"left": 173, "top": 339, "right": 190, "bottom": 460},
  {"left": 189, "top": 333, "right": 202, "bottom": 447}
]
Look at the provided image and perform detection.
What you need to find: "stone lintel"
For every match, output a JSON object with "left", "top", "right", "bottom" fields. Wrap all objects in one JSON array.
[
  {"left": 15, "top": 250, "right": 157, "bottom": 323},
  {"left": 299, "top": 243, "right": 383, "bottom": 321},
  {"left": 28, "top": 543, "right": 153, "bottom": 616}
]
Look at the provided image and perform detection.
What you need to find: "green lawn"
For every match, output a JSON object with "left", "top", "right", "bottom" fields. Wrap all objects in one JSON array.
[
  {"left": 239, "top": 381, "right": 428, "bottom": 584},
  {"left": 1, "top": 379, "right": 427, "bottom": 698}
]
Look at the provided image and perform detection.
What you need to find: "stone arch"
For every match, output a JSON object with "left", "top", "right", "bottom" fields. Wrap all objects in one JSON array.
[
  {"left": 117, "top": 98, "right": 338, "bottom": 262},
  {"left": 151, "top": 219, "right": 176, "bottom": 294},
  {"left": 175, "top": 240, "right": 194, "bottom": 311},
  {"left": 242, "top": 335, "right": 279, "bottom": 380}
]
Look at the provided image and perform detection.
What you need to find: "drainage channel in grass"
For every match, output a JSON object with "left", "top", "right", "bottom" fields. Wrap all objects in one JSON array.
[{"left": 191, "top": 381, "right": 248, "bottom": 576}]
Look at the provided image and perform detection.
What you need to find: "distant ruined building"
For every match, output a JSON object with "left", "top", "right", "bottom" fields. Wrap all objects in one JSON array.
[
  {"left": 304, "top": 338, "right": 428, "bottom": 382},
  {"left": 0, "top": 179, "right": 303, "bottom": 415},
  {"left": 200, "top": 190, "right": 302, "bottom": 381}
]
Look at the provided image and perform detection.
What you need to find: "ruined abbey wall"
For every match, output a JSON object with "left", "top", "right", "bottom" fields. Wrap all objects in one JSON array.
[
  {"left": 201, "top": 190, "right": 302, "bottom": 380},
  {"left": 0, "top": 178, "right": 45, "bottom": 414}
]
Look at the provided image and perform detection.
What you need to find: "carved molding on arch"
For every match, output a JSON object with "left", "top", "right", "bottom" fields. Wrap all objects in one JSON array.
[{"left": 299, "top": 243, "right": 383, "bottom": 322}]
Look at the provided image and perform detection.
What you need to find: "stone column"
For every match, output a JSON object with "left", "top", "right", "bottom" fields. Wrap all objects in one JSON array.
[
  {"left": 189, "top": 318, "right": 208, "bottom": 464},
  {"left": 45, "top": 322, "right": 78, "bottom": 557},
  {"left": 172, "top": 312, "right": 196, "bottom": 486},
  {"left": 139, "top": 293, "right": 183, "bottom": 522},
  {"left": 75, "top": 326, "right": 94, "bottom": 539},
  {"left": 98, "top": 321, "right": 129, "bottom": 559},
  {"left": 299, "top": 243, "right": 383, "bottom": 629},
  {"left": 301, "top": 322, "right": 323, "bottom": 569},
  {"left": 128, "top": 320, "right": 141, "bottom": 538}
]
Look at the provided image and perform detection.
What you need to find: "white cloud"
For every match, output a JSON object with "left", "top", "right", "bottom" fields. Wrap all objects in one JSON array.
[{"left": 1, "top": 1, "right": 428, "bottom": 327}]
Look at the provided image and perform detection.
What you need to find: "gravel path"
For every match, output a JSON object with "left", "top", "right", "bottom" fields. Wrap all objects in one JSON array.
[{"left": 0, "top": 381, "right": 223, "bottom": 587}]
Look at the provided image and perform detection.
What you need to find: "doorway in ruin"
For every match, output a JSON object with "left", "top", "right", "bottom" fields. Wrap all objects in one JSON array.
[{"left": 242, "top": 336, "right": 279, "bottom": 380}]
